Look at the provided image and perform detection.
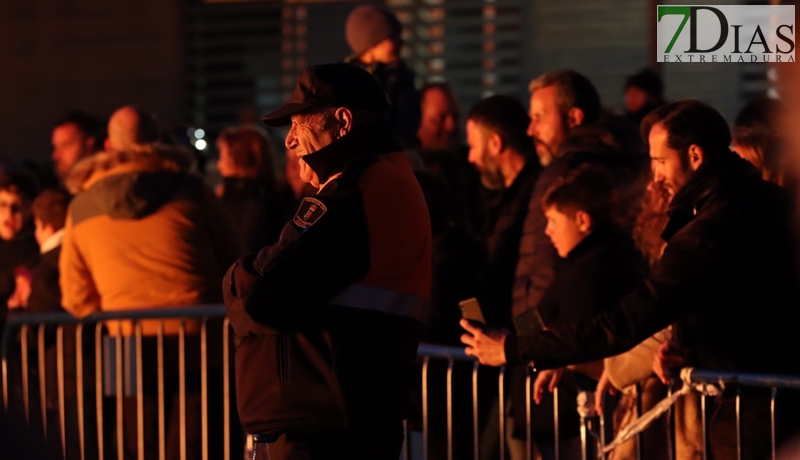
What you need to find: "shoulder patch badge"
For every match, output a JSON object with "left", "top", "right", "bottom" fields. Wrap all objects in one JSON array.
[{"left": 293, "top": 197, "right": 327, "bottom": 228}]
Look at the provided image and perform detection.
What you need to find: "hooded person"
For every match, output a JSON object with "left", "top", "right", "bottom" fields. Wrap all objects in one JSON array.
[
  {"left": 343, "top": 4, "right": 421, "bottom": 149},
  {"left": 223, "top": 63, "right": 432, "bottom": 460}
]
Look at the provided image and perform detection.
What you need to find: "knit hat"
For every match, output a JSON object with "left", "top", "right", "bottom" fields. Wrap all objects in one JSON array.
[{"left": 345, "top": 5, "right": 402, "bottom": 57}]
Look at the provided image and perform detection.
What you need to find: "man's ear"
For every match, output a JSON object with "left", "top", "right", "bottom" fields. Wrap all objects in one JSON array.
[
  {"left": 488, "top": 131, "right": 504, "bottom": 156},
  {"left": 103, "top": 138, "right": 111, "bottom": 152},
  {"left": 334, "top": 107, "right": 354, "bottom": 138},
  {"left": 575, "top": 210, "right": 592, "bottom": 233},
  {"left": 687, "top": 144, "right": 704, "bottom": 171},
  {"left": 566, "top": 107, "right": 585, "bottom": 129}
]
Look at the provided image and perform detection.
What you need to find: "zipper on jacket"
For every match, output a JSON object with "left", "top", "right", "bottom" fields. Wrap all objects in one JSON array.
[{"left": 277, "top": 334, "right": 289, "bottom": 383}]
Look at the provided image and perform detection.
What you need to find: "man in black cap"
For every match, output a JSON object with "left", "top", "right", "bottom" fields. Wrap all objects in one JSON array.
[
  {"left": 344, "top": 4, "right": 421, "bottom": 149},
  {"left": 223, "top": 63, "right": 432, "bottom": 459}
]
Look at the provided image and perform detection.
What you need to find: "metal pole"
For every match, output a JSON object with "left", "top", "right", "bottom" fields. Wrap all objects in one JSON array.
[
  {"left": 526, "top": 372, "right": 532, "bottom": 460},
  {"left": 136, "top": 323, "right": 144, "bottom": 460},
  {"left": 701, "top": 395, "right": 708, "bottom": 460},
  {"left": 179, "top": 321, "right": 187, "bottom": 460},
  {"left": 158, "top": 322, "right": 166, "bottom": 460},
  {"left": 94, "top": 324, "right": 104, "bottom": 460},
  {"left": 21, "top": 324, "right": 29, "bottom": 423},
  {"left": 76, "top": 323, "right": 85, "bottom": 460},
  {"left": 38, "top": 325, "right": 47, "bottom": 436},
  {"left": 554, "top": 385, "right": 560, "bottom": 460},
  {"left": 223, "top": 319, "right": 230, "bottom": 460},
  {"left": 499, "top": 367, "right": 505, "bottom": 460},
  {"left": 422, "top": 356, "right": 429, "bottom": 460},
  {"left": 472, "top": 361, "right": 480, "bottom": 460},
  {"left": 201, "top": 319, "right": 209, "bottom": 460},
  {"left": 57, "top": 326, "right": 66, "bottom": 459},
  {"left": 116, "top": 334, "right": 124, "bottom": 460},
  {"left": 447, "top": 358, "right": 454, "bottom": 460},
  {"left": 736, "top": 386, "right": 741, "bottom": 460},
  {"left": 771, "top": 387, "right": 777, "bottom": 460}
]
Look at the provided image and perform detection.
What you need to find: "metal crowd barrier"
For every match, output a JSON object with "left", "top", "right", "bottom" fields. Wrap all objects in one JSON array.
[
  {"left": 3, "top": 309, "right": 800, "bottom": 460},
  {"left": 1, "top": 305, "right": 233, "bottom": 460}
]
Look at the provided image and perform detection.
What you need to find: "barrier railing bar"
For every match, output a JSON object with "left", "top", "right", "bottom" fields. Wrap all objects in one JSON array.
[
  {"left": 94, "top": 323, "right": 104, "bottom": 460},
  {"left": 446, "top": 358, "right": 454, "bottom": 460},
  {"left": 158, "top": 321, "right": 166, "bottom": 460},
  {"left": 179, "top": 320, "right": 187, "bottom": 460},
  {"left": 76, "top": 323, "right": 85, "bottom": 460},
  {"left": 472, "top": 360, "right": 479, "bottom": 460},
  {"left": 736, "top": 386, "right": 742, "bottom": 460},
  {"left": 222, "top": 318, "right": 231, "bottom": 460},
  {"left": 201, "top": 318, "right": 209, "bottom": 460},
  {"left": 57, "top": 325, "right": 66, "bottom": 460},
  {"left": 525, "top": 372, "right": 532, "bottom": 460},
  {"left": 771, "top": 387, "right": 777, "bottom": 460},
  {"left": 422, "top": 355, "right": 429, "bottom": 460},
  {"left": 498, "top": 366, "right": 505, "bottom": 460},
  {"left": 21, "top": 324, "right": 30, "bottom": 423},
  {"left": 115, "top": 329, "right": 124, "bottom": 460},
  {"left": 136, "top": 322, "right": 144, "bottom": 460},
  {"left": 38, "top": 325, "right": 47, "bottom": 437}
]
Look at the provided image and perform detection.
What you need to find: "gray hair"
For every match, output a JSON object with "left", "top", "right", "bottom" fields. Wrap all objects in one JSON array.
[{"left": 528, "top": 70, "right": 601, "bottom": 123}]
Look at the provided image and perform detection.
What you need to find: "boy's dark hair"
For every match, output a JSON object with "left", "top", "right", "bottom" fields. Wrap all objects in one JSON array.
[
  {"left": 641, "top": 99, "right": 731, "bottom": 165},
  {"left": 542, "top": 163, "right": 615, "bottom": 228},
  {"left": 32, "top": 188, "right": 72, "bottom": 231},
  {"left": 0, "top": 168, "right": 38, "bottom": 202},
  {"left": 467, "top": 95, "right": 533, "bottom": 157}
]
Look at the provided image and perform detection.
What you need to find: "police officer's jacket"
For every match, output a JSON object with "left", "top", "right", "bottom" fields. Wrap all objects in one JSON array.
[{"left": 223, "top": 122, "right": 432, "bottom": 436}]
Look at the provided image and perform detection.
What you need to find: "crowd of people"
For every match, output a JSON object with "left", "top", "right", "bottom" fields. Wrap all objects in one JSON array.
[{"left": 0, "top": 4, "right": 796, "bottom": 460}]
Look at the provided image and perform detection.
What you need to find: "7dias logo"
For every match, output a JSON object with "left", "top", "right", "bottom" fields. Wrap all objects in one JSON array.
[{"left": 657, "top": 5, "right": 795, "bottom": 63}]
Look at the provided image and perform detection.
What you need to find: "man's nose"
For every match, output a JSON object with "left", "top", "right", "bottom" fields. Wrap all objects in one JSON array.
[
  {"left": 285, "top": 130, "right": 296, "bottom": 150},
  {"left": 527, "top": 121, "right": 537, "bottom": 138}
]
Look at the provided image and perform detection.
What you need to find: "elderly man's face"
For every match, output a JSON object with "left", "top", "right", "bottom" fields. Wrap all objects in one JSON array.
[{"left": 285, "top": 111, "right": 338, "bottom": 187}]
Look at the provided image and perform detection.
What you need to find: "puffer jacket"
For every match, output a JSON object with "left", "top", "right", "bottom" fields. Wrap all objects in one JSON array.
[{"left": 60, "top": 144, "right": 241, "bottom": 336}]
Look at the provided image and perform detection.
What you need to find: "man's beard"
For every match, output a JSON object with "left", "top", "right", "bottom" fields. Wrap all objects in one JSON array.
[{"left": 478, "top": 150, "right": 505, "bottom": 190}]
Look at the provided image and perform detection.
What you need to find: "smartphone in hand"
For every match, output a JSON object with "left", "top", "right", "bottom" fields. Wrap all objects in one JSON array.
[{"left": 459, "top": 297, "right": 486, "bottom": 326}]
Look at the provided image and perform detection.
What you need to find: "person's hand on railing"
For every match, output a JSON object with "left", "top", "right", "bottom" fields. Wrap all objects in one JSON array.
[
  {"left": 533, "top": 367, "right": 564, "bottom": 404},
  {"left": 460, "top": 319, "right": 509, "bottom": 366},
  {"left": 653, "top": 341, "right": 686, "bottom": 385},
  {"left": 594, "top": 370, "right": 618, "bottom": 416}
]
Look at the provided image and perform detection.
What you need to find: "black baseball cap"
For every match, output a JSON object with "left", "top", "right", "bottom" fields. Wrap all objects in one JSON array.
[{"left": 262, "top": 63, "right": 391, "bottom": 127}]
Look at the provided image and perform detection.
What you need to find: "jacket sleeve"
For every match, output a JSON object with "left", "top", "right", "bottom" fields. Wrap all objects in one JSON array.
[
  {"left": 223, "top": 180, "right": 371, "bottom": 335},
  {"left": 511, "top": 174, "right": 558, "bottom": 319},
  {"left": 604, "top": 327, "right": 671, "bottom": 390},
  {"left": 59, "top": 213, "right": 101, "bottom": 318},
  {"left": 509, "top": 230, "right": 712, "bottom": 370}
]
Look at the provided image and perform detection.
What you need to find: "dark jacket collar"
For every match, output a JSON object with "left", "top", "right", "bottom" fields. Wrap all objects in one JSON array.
[
  {"left": 301, "top": 122, "right": 401, "bottom": 184},
  {"left": 500, "top": 159, "right": 540, "bottom": 204},
  {"left": 566, "top": 225, "right": 621, "bottom": 260},
  {"left": 661, "top": 150, "right": 761, "bottom": 242}
]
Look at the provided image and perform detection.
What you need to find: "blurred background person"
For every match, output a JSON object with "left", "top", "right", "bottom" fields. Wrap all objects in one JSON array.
[
  {"left": 417, "top": 82, "right": 489, "bottom": 236},
  {"left": 344, "top": 4, "right": 421, "bottom": 148},
  {"left": 104, "top": 105, "right": 160, "bottom": 152},
  {"left": 623, "top": 68, "right": 665, "bottom": 128},
  {"left": 731, "top": 96, "right": 785, "bottom": 186},
  {"left": 0, "top": 168, "right": 39, "bottom": 317},
  {"left": 50, "top": 111, "right": 103, "bottom": 186},
  {"left": 215, "top": 123, "right": 286, "bottom": 253}
]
